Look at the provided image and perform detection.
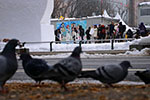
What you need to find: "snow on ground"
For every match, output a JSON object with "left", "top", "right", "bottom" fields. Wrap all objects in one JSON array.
[
  {"left": 32, "top": 48, "right": 150, "bottom": 59},
  {"left": 19, "top": 41, "right": 132, "bottom": 52},
  {"left": 20, "top": 35, "right": 150, "bottom": 52},
  {"left": 0, "top": 40, "right": 132, "bottom": 52},
  {"left": 0, "top": 36, "right": 150, "bottom": 58},
  {"left": 131, "top": 35, "right": 150, "bottom": 45},
  {"left": 7, "top": 80, "right": 144, "bottom": 85}
]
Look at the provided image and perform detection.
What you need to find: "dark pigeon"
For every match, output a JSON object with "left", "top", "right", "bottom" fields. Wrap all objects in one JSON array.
[
  {"left": 135, "top": 70, "right": 150, "bottom": 84},
  {"left": 0, "top": 39, "right": 20, "bottom": 93},
  {"left": 44, "top": 46, "right": 82, "bottom": 90},
  {"left": 20, "top": 53, "right": 52, "bottom": 84},
  {"left": 78, "top": 61, "right": 132, "bottom": 86}
]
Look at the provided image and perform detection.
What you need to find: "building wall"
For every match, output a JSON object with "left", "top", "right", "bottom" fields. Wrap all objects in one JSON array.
[
  {"left": 0, "top": 0, "right": 54, "bottom": 42},
  {"left": 51, "top": 17, "right": 119, "bottom": 30},
  {"left": 128, "top": 0, "right": 149, "bottom": 27},
  {"left": 138, "top": 5, "right": 150, "bottom": 26}
]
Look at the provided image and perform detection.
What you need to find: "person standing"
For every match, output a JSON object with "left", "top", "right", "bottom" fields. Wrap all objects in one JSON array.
[
  {"left": 93, "top": 25, "right": 98, "bottom": 40},
  {"left": 139, "top": 22, "right": 147, "bottom": 37},
  {"left": 109, "top": 21, "right": 115, "bottom": 39},
  {"left": 126, "top": 29, "right": 133, "bottom": 38},
  {"left": 97, "top": 24, "right": 101, "bottom": 40},
  {"left": 79, "top": 25, "right": 85, "bottom": 41},
  {"left": 54, "top": 29, "right": 61, "bottom": 43},
  {"left": 85, "top": 27, "right": 91, "bottom": 43},
  {"left": 118, "top": 22, "right": 126, "bottom": 38},
  {"left": 100, "top": 25, "right": 106, "bottom": 39},
  {"left": 72, "top": 27, "right": 78, "bottom": 42}
]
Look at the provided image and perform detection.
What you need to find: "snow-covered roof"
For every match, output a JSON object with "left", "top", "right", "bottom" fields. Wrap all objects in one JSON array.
[
  {"left": 139, "top": 2, "right": 150, "bottom": 6},
  {"left": 51, "top": 10, "right": 123, "bottom": 21},
  {"left": 51, "top": 18, "right": 77, "bottom": 21},
  {"left": 102, "top": 10, "right": 112, "bottom": 19},
  {"left": 113, "top": 12, "right": 134, "bottom": 32},
  {"left": 113, "top": 12, "right": 121, "bottom": 20},
  {"left": 87, "top": 15, "right": 102, "bottom": 19}
]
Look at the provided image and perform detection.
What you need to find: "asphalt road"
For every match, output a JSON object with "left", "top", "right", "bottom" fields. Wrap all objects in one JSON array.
[{"left": 10, "top": 55, "right": 150, "bottom": 82}]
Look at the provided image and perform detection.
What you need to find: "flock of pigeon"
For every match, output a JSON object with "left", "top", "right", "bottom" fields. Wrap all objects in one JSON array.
[{"left": 0, "top": 39, "right": 150, "bottom": 93}]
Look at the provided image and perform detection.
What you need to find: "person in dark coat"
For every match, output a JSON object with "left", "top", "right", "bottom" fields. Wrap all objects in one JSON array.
[
  {"left": 126, "top": 29, "right": 133, "bottom": 38},
  {"left": 54, "top": 29, "right": 61, "bottom": 43},
  {"left": 109, "top": 21, "right": 115, "bottom": 39},
  {"left": 97, "top": 24, "right": 101, "bottom": 40},
  {"left": 85, "top": 27, "right": 91, "bottom": 41},
  {"left": 79, "top": 25, "right": 85, "bottom": 40},
  {"left": 139, "top": 22, "right": 147, "bottom": 37},
  {"left": 118, "top": 22, "right": 125, "bottom": 38}
]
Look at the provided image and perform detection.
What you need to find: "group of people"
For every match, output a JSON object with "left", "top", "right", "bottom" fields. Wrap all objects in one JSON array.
[{"left": 54, "top": 22, "right": 149, "bottom": 43}]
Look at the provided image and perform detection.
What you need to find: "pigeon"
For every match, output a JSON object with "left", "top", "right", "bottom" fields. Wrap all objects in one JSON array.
[
  {"left": 44, "top": 46, "right": 82, "bottom": 90},
  {"left": 78, "top": 61, "right": 132, "bottom": 87},
  {"left": 20, "top": 53, "right": 52, "bottom": 84},
  {"left": 135, "top": 70, "right": 150, "bottom": 84},
  {"left": 0, "top": 39, "right": 20, "bottom": 93}
]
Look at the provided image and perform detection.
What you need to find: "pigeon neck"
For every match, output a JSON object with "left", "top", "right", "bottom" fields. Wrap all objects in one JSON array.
[
  {"left": 71, "top": 54, "right": 80, "bottom": 59},
  {"left": 1, "top": 47, "right": 16, "bottom": 58},
  {"left": 22, "top": 58, "right": 32, "bottom": 67},
  {"left": 120, "top": 64, "right": 128, "bottom": 71}
]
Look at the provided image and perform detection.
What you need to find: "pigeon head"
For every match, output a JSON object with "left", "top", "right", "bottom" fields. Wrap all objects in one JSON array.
[
  {"left": 6, "top": 39, "right": 20, "bottom": 47},
  {"left": 120, "top": 61, "right": 132, "bottom": 69},
  {"left": 20, "top": 53, "right": 32, "bottom": 61},
  {"left": 71, "top": 46, "right": 82, "bottom": 57},
  {"left": 135, "top": 71, "right": 141, "bottom": 76},
  {"left": 1, "top": 39, "right": 20, "bottom": 55}
]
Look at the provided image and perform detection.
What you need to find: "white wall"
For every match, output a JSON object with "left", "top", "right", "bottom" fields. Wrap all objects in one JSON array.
[{"left": 0, "top": 0, "right": 54, "bottom": 42}]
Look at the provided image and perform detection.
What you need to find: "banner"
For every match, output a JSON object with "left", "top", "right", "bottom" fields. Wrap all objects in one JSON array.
[{"left": 56, "top": 20, "right": 87, "bottom": 41}]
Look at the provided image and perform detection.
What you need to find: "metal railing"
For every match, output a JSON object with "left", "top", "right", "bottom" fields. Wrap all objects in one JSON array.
[{"left": 20, "top": 38, "right": 135, "bottom": 52}]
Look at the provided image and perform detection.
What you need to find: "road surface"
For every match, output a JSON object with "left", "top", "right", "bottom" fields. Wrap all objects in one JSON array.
[{"left": 10, "top": 55, "right": 150, "bottom": 82}]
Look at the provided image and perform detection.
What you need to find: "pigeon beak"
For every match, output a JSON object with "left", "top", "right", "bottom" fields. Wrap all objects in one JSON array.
[
  {"left": 19, "top": 42, "right": 25, "bottom": 48},
  {"left": 130, "top": 65, "right": 133, "bottom": 68},
  {"left": 17, "top": 41, "right": 21, "bottom": 46}
]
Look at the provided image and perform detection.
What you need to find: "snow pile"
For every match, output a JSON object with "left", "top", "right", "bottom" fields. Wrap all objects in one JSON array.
[
  {"left": 131, "top": 35, "right": 150, "bottom": 45},
  {"left": 33, "top": 48, "right": 150, "bottom": 59},
  {"left": 125, "top": 48, "right": 150, "bottom": 56}
]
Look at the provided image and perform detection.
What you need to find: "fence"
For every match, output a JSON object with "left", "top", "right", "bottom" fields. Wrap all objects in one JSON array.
[{"left": 20, "top": 38, "right": 135, "bottom": 52}]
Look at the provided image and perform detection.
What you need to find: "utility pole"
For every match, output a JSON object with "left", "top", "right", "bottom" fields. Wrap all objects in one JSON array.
[{"left": 128, "top": 0, "right": 135, "bottom": 27}]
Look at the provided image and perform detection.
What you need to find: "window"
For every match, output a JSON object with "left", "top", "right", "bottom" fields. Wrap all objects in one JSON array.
[{"left": 140, "top": 8, "right": 150, "bottom": 16}]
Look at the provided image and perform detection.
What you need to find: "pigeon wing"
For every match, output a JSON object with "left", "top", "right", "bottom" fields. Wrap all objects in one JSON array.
[
  {"left": 0, "top": 56, "right": 8, "bottom": 82},
  {"left": 25, "top": 59, "right": 49, "bottom": 77},
  {"left": 53, "top": 57, "right": 82, "bottom": 76},
  {"left": 96, "top": 64, "right": 126, "bottom": 83}
]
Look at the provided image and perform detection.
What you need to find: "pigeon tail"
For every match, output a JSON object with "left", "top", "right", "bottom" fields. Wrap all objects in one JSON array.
[{"left": 78, "top": 70, "right": 99, "bottom": 79}]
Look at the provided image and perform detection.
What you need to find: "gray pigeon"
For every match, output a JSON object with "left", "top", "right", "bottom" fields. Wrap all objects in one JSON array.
[
  {"left": 78, "top": 61, "right": 132, "bottom": 86},
  {"left": 0, "top": 39, "right": 20, "bottom": 93},
  {"left": 135, "top": 70, "right": 150, "bottom": 84},
  {"left": 20, "top": 53, "right": 52, "bottom": 84},
  {"left": 44, "top": 46, "right": 82, "bottom": 90}
]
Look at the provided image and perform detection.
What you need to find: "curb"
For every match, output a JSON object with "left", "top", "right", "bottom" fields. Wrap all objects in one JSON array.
[{"left": 29, "top": 50, "right": 128, "bottom": 56}]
